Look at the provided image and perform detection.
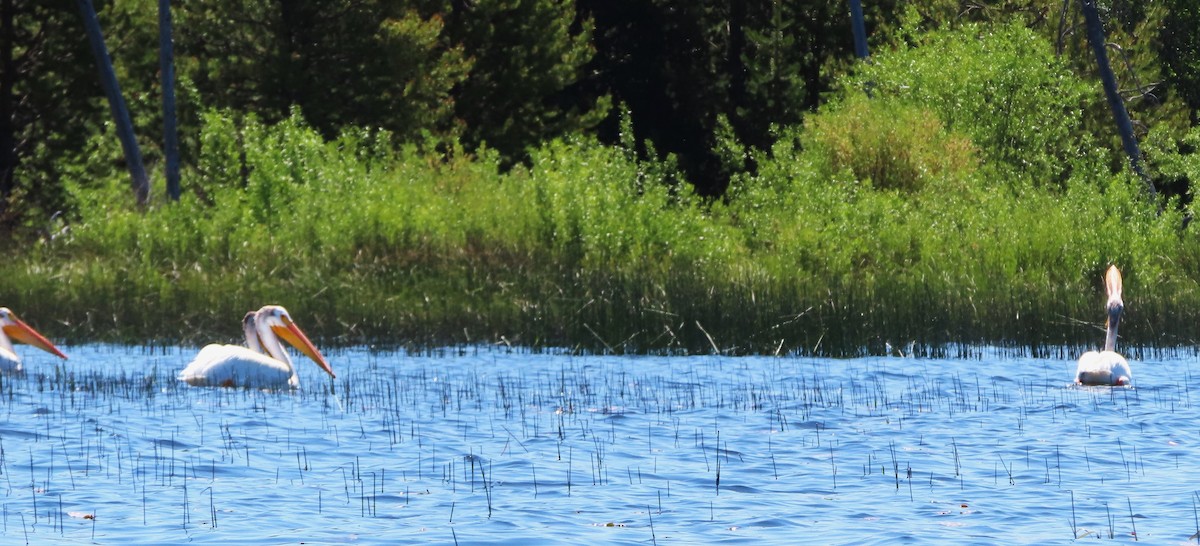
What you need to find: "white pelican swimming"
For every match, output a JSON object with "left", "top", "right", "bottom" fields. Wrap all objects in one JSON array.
[
  {"left": 1075, "top": 265, "right": 1131, "bottom": 386},
  {"left": 0, "top": 307, "right": 68, "bottom": 373},
  {"left": 178, "top": 305, "right": 334, "bottom": 389}
]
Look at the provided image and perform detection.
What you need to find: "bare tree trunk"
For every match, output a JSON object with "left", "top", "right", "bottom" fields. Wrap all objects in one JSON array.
[
  {"left": 1080, "top": 0, "right": 1154, "bottom": 199},
  {"left": 77, "top": 0, "right": 150, "bottom": 205},
  {"left": 849, "top": 0, "right": 869, "bottom": 59}
]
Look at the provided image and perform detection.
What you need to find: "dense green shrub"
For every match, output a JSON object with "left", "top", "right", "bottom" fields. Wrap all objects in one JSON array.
[
  {"left": 846, "top": 22, "right": 1093, "bottom": 187},
  {"left": 802, "top": 94, "right": 978, "bottom": 192}
]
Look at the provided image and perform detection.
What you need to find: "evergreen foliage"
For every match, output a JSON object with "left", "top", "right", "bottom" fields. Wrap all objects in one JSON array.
[{"left": 0, "top": 2, "right": 101, "bottom": 232}]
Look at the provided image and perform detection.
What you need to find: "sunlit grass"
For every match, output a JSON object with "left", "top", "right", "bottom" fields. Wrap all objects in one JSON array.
[{"left": 2, "top": 106, "right": 1196, "bottom": 357}]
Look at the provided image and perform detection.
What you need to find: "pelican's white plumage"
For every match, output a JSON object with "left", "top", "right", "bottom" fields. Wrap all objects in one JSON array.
[
  {"left": 0, "top": 308, "right": 68, "bottom": 374},
  {"left": 178, "top": 305, "right": 334, "bottom": 389},
  {"left": 1076, "top": 265, "right": 1131, "bottom": 386}
]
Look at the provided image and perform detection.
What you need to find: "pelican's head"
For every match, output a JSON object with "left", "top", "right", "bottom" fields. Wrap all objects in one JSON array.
[
  {"left": 1105, "top": 299, "right": 1123, "bottom": 331},
  {"left": 1105, "top": 265, "right": 1123, "bottom": 317},
  {"left": 256, "top": 305, "right": 335, "bottom": 378},
  {"left": 0, "top": 308, "right": 68, "bottom": 359}
]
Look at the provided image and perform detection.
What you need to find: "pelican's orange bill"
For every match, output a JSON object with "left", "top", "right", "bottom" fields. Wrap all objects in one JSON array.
[
  {"left": 1105, "top": 265, "right": 1123, "bottom": 299},
  {"left": 271, "top": 318, "right": 334, "bottom": 378},
  {"left": 4, "top": 317, "right": 68, "bottom": 359}
]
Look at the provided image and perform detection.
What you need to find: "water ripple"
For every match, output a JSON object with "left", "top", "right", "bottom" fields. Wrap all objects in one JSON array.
[{"left": 0, "top": 347, "right": 1197, "bottom": 543}]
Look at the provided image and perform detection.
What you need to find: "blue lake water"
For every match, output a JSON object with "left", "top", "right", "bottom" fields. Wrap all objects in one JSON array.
[{"left": 0, "top": 344, "right": 1198, "bottom": 544}]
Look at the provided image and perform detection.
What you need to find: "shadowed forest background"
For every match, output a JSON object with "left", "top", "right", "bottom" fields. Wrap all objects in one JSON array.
[{"left": 4, "top": 0, "right": 1200, "bottom": 356}]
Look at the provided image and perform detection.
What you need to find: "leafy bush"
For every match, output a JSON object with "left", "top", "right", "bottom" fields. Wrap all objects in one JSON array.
[
  {"left": 1144, "top": 123, "right": 1200, "bottom": 204},
  {"left": 846, "top": 22, "right": 1093, "bottom": 187},
  {"left": 802, "top": 94, "right": 977, "bottom": 192}
]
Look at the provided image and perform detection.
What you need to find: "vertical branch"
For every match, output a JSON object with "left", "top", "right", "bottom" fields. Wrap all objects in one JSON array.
[
  {"left": 849, "top": 0, "right": 869, "bottom": 59},
  {"left": 76, "top": 0, "right": 150, "bottom": 205},
  {"left": 1080, "top": 0, "right": 1155, "bottom": 199},
  {"left": 160, "top": 0, "right": 180, "bottom": 201},
  {"left": 1055, "top": 0, "right": 1073, "bottom": 57}
]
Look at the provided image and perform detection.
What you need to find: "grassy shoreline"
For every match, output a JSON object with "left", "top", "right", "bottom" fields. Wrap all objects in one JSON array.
[
  {"left": 5, "top": 117, "right": 1198, "bottom": 357},
  {"left": 5, "top": 248, "right": 1200, "bottom": 358},
  {"left": 10, "top": 24, "right": 1200, "bottom": 358}
]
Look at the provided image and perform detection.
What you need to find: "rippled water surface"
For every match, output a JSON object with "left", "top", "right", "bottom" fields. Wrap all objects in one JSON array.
[{"left": 1, "top": 345, "right": 1199, "bottom": 544}]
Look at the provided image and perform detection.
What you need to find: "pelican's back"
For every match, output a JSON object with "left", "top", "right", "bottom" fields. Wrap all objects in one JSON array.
[
  {"left": 1076, "top": 350, "right": 1131, "bottom": 386},
  {"left": 178, "top": 344, "right": 297, "bottom": 388}
]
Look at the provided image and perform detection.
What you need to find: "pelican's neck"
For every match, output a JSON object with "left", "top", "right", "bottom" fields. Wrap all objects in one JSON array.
[
  {"left": 1103, "top": 323, "right": 1118, "bottom": 352},
  {"left": 1103, "top": 296, "right": 1122, "bottom": 353},
  {"left": 257, "top": 317, "right": 297, "bottom": 380},
  {"left": 242, "top": 313, "right": 264, "bottom": 354},
  {"left": 0, "top": 329, "right": 16, "bottom": 361},
  {"left": 0, "top": 337, "right": 19, "bottom": 372}
]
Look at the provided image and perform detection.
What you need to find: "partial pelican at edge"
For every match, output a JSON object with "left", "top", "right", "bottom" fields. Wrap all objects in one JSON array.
[{"left": 0, "top": 308, "right": 68, "bottom": 374}]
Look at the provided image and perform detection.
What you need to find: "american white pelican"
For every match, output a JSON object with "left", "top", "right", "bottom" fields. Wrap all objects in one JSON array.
[
  {"left": 0, "top": 308, "right": 68, "bottom": 373},
  {"left": 178, "top": 305, "right": 335, "bottom": 389},
  {"left": 1075, "top": 265, "right": 1131, "bottom": 386}
]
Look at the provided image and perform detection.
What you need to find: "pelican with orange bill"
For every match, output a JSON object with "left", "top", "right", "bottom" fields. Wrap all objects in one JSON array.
[
  {"left": 178, "top": 305, "right": 334, "bottom": 389},
  {"left": 0, "top": 308, "right": 68, "bottom": 374}
]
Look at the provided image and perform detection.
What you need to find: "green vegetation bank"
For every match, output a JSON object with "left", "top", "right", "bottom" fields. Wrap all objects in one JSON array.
[{"left": 5, "top": 3, "right": 1200, "bottom": 356}]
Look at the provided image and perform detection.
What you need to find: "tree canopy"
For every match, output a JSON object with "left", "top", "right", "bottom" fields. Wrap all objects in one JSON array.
[{"left": 1, "top": 0, "right": 1199, "bottom": 236}]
